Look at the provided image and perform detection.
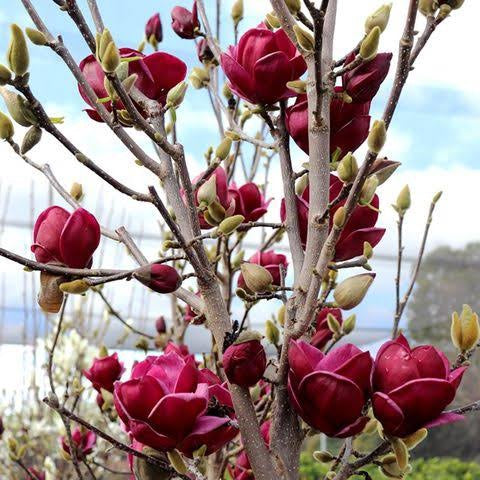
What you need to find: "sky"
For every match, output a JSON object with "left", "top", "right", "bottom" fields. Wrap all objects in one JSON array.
[{"left": 0, "top": 0, "right": 478, "bottom": 355}]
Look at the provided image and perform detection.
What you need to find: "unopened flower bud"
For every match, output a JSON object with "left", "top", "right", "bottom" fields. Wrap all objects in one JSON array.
[
  {"left": 368, "top": 119, "right": 387, "bottom": 153},
  {"left": 265, "top": 319, "right": 280, "bottom": 345},
  {"left": 25, "top": 27, "right": 48, "bottom": 46},
  {"left": 444, "top": 0, "right": 464, "bottom": 9},
  {"left": 97, "top": 29, "right": 114, "bottom": 62},
  {"left": 365, "top": 4, "right": 392, "bottom": 33},
  {"left": 215, "top": 137, "right": 232, "bottom": 160},
  {"left": 359, "top": 175, "right": 379, "bottom": 206},
  {"left": 70, "top": 182, "right": 83, "bottom": 201},
  {"left": 419, "top": 0, "right": 438, "bottom": 16},
  {"left": 218, "top": 214, "right": 244, "bottom": 235},
  {"left": 197, "top": 175, "right": 217, "bottom": 207},
  {"left": 134, "top": 264, "right": 182, "bottom": 294},
  {"left": 451, "top": 304, "right": 480, "bottom": 352},
  {"left": 402, "top": 428, "right": 428, "bottom": 450},
  {"left": 342, "top": 314, "right": 356, "bottom": 334},
  {"left": 231, "top": 0, "right": 244, "bottom": 27},
  {"left": 7, "top": 24, "right": 29, "bottom": 76},
  {"left": 225, "top": 130, "right": 241, "bottom": 141},
  {"left": 395, "top": 185, "right": 411, "bottom": 214},
  {"left": 334, "top": 273, "right": 375, "bottom": 310},
  {"left": 286, "top": 0, "right": 302, "bottom": 15},
  {"left": 277, "top": 304, "right": 286, "bottom": 327},
  {"left": 363, "top": 241, "right": 373, "bottom": 259},
  {"left": 167, "top": 450, "right": 187, "bottom": 475},
  {"left": 0, "top": 64, "right": 12, "bottom": 86},
  {"left": 287, "top": 79, "right": 307, "bottom": 94},
  {"left": 293, "top": 25, "right": 314, "bottom": 52},
  {"left": 432, "top": 190, "right": 443, "bottom": 204},
  {"left": 327, "top": 312, "right": 341, "bottom": 334},
  {"left": 121, "top": 73, "right": 138, "bottom": 94},
  {"left": 0, "top": 111, "right": 14, "bottom": 140},
  {"left": 232, "top": 249, "right": 245, "bottom": 269},
  {"left": 167, "top": 81, "right": 188, "bottom": 108},
  {"left": 390, "top": 437, "right": 409, "bottom": 471},
  {"left": 20, "top": 125, "right": 42, "bottom": 154},
  {"left": 265, "top": 12, "right": 281, "bottom": 29},
  {"left": 240, "top": 263, "right": 273, "bottom": 293},
  {"left": 337, "top": 152, "right": 358, "bottom": 183},
  {"left": 313, "top": 450, "right": 334, "bottom": 463},
  {"left": 59, "top": 279, "right": 90, "bottom": 295},
  {"left": 295, "top": 173, "right": 309, "bottom": 195},
  {"left": 360, "top": 26, "right": 381, "bottom": 61},
  {"left": 101, "top": 42, "right": 120, "bottom": 73},
  {"left": 333, "top": 206, "right": 346, "bottom": 228},
  {"left": 206, "top": 201, "right": 226, "bottom": 224},
  {"left": 438, "top": 4, "right": 452, "bottom": 19},
  {"left": 223, "top": 83, "right": 233, "bottom": 100}
]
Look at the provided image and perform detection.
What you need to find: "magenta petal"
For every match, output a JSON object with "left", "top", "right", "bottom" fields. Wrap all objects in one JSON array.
[
  {"left": 335, "top": 228, "right": 385, "bottom": 261},
  {"left": 335, "top": 416, "right": 370, "bottom": 438},
  {"left": 148, "top": 392, "right": 208, "bottom": 439},
  {"left": 316, "top": 344, "right": 364, "bottom": 372},
  {"left": 174, "top": 360, "right": 199, "bottom": 393},
  {"left": 448, "top": 366, "right": 467, "bottom": 390},
  {"left": 253, "top": 51, "right": 292, "bottom": 105},
  {"left": 288, "top": 340, "right": 324, "bottom": 379},
  {"left": 129, "top": 418, "right": 177, "bottom": 451},
  {"left": 334, "top": 350, "right": 373, "bottom": 396},
  {"left": 237, "top": 28, "right": 276, "bottom": 75},
  {"left": 372, "top": 392, "right": 404, "bottom": 435},
  {"left": 59, "top": 208, "right": 100, "bottom": 268},
  {"left": 411, "top": 345, "right": 450, "bottom": 380},
  {"left": 424, "top": 412, "right": 464, "bottom": 429},
  {"left": 221, "top": 53, "right": 256, "bottom": 103}
]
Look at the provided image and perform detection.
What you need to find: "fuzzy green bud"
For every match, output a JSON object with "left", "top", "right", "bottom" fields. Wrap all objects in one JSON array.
[
  {"left": 265, "top": 12, "right": 281, "bottom": 29},
  {"left": 327, "top": 312, "right": 341, "bottom": 334},
  {"left": 334, "top": 273, "right": 375, "bottom": 310},
  {"left": 360, "top": 26, "right": 381, "bottom": 61},
  {"left": 59, "top": 279, "right": 89, "bottom": 295},
  {"left": 197, "top": 175, "right": 217, "bottom": 207},
  {"left": 368, "top": 119, "right": 387, "bottom": 153},
  {"left": 451, "top": 305, "right": 480, "bottom": 353},
  {"left": 97, "top": 29, "right": 114, "bottom": 62},
  {"left": 231, "top": 0, "right": 244, "bottom": 27},
  {"left": 20, "top": 125, "right": 42, "bottom": 154},
  {"left": 337, "top": 152, "right": 358, "bottom": 183},
  {"left": 395, "top": 185, "right": 411, "bottom": 214},
  {"left": 419, "top": 0, "right": 438, "bottom": 16},
  {"left": 241, "top": 263, "right": 273, "bottom": 293},
  {"left": 285, "top": 0, "right": 302, "bottom": 15},
  {"left": 7, "top": 24, "right": 29, "bottom": 77},
  {"left": 0, "top": 64, "right": 12, "bottom": 86},
  {"left": 333, "top": 206, "right": 346, "bottom": 228},
  {"left": 342, "top": 314, "right": 356, "bottom": 335},
  {"left": 101, "top": 41, "right": 120, "bottom": 73},
  {"left": 0, "top": 111, "right": 14, "bottom": 140},
  {"left": 223, "top": 83, "right": 233, "bottom": 100},
  {"left": 293, "top": 25, "right": 314, "bottom": 52},
  {"left": 286, "top": 79, "right": 307, "bottom": 94},
  {"left": 363, "top": 241, "right": 373, "bottom": 259},
  {"left": 365, "top": 4, "right": 392, "bottom": 33},
  {"left": 70, "top": 182, "right": 84, "bottom": 201},
  {"left": 166, "top": 81, "right": 188, "bottom": 108},
  {"left": 215, "top": 137, "right": 232, "bottom": 160},
  {"left": 265, "top": 319, "right": 280, "bottom": 345},
  {"left": 295, "top": 173, "right": 309, "bottom": 195},
  {"left": 313, "top": 450, "right": 334, "bottom": 463},
  {"left": 359, "top": 175, "right": 379, "bottom": 206},
  {"left": 25, "top": 27, "right": 48, "bottom": 46},
  {"left": 218, "top": 214, "right": 244, "bottom": 235}
]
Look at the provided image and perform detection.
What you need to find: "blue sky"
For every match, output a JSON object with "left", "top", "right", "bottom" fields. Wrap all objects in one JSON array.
[{"left": 0, "top": 0, "right": 478, "bottom": 347}]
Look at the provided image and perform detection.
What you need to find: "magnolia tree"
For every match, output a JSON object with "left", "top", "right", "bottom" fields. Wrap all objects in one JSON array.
[{"left": 0, "top": 0, "right": 478, "bottom": 479}]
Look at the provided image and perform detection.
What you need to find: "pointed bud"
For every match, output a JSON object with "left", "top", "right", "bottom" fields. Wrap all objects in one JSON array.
[
  {"left": 25, "top": 27, "right": 48, "bottom": 46},
  {"left": 360, "top": 26, "right": 381, "bottom": 61},
  {"left": 101, "top": 41, "right": 120, "bottom": 73},
  {"left": 419, "top": 0, "right": 438, "bottom": 16},
  {"left": 363, "top": 417, "right": 378, "bottom": 434},
  {"left": 368, "top": 119, "right": 387, "bottom": 153},
  {"left": 432, "top": 191, "right": 443, "bottom": 204},
  {"left": 438, "top": 4, "right": 452, "bottom": 19},
  {"left": 342, "top": 314, "right": 356, "bottom": 334},
  {"left": 206, "top": 201, "right": 226, "bottom": 224},
  {"left": 232, "top": 249, "right": 245, "bottom": 269},
  {"left": 369, "top": 157, "right": 401, "bottom": 185},
  {"left": 231, "top": 0, "right": 244, "bottom": 27},
  {"left": 121, "top": 73, "right": 138, "bottom": 94},
  {"left": 333, "top": 206, "right": 346, "bottom": 228},
  {"left": 359, "top": 175, "right": 379, "bottom": 206},
  {"left": 363, "top": 241, "right": 373, "bottom": 259},
  {"left": 293, "top": 25, "right": 314, "bottom": 52},
  {"left": 327, "top": 312, "right": 341, "bottom": 334},
  {"left": 223, "top": 83, "right": 233, "bottom": 100},
  {"left": 395, "top": 185, "right": 411, "bottom": 214},
  {"left": 402, "top": 428, "right": 428, "bottom": 450},
  {"left": 70, "top": 182, "right": 83, "bottom": 201},
  {"left": 313, "top": 450, "right": 334, "bottom": 463},
  {"left": 365, "top": 4, "right": 392, "bottom": 33},
  {"left": 0, "top": 65, "right": 12, "bottom": 86},
  {"left": 7, "top": 24, "right": 29, "bottom": 76},
  {"left": 59, "top": 279, "right": 89, "bottom": 295},
  {"left": 277, "top": 304, "right": 286, "bottom": 327},
  {"left": 134, "top": 264, "right": 182, "bottom": 294},
  {"left": 337, "top": 152, "right": 358, "bottom": 183},
  {"left": 391, "top": 437, "right": 409, "bottom": 471},
  {"left": 20, "top": 125, "right": 42, "bottom": 154},
  {"left": 193, "top": 445, "right": 207, "bottom": 459},
  {"left": 166, "top": 81, "right": 188, "bottom": 108},
  {"left": 0, "top": 111, "right": 14, "bottom": 140},
  {"left": 225, "top": 130, "right": 241, "bottom": 141},
  {"left": 286, "top": 0, "right": 302, "bottom": 14},
  {"left": 241, "top": 263, "right": 273, "bottom": 293},
  {"left": 265, "top": 319, "right": 280, "bottom": 345},
  {"left": 97, "top": 29, "right": 114, "bottom": 61},
  {"left": 265, "top": 12, "right": 281, "bottom": 29},
  {"left": 218, "top": 214, "right": 244, "bottom": 235},
  {"left": 167, "top": 450, "right": 187, "bottom": 475},
  {"left": 98, "top": 345, "right": 109, "bottom": 358},
  {"left": 215, "top": 137, "right": 232, "bottom": 160},
  {"left": 451, "top": 305, "right": 480, "bottom": 352},
  {"left": 295, "top": 173, "right": 309, "bottom": 195},
  {"left": 286, "top": 79, "right": 307, "bottom": 94},
  {"left": 334, "top": 273, "right": 375, "bottom": 310},
  {"left": 197, "top": 175, "right": 217, "bottom": 207}
]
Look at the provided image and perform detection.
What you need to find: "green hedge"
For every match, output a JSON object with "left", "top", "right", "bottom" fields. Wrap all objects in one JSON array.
[{"left": 300, "top": 454, "right": 480, "bottom": 479}]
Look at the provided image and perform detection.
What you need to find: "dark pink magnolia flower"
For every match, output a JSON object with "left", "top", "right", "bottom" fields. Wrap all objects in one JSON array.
[
  {"left": 134, "top": 264, "right": 182, "bottom": 294},
  {"left": 192, "top": 167, "right": 236, "bottom": 229},
  {"left": 26, "top": 469, "right": 45, "bottom": 480},
  {"left": 114, "top": 350, "right": 238, "bottom": 457},
  {"left": 221, "top": 23, "right": 307, "bottom": 105},
  {"left": 60, "top": 427, "right": 97, "bottom": 458},
  {"left": 78, "top": 48, "right": 186, "bottom": 122},
  {"left": 237, "top": 250, "right": 288, "bottom": 289},
  {"left": 145, "top": 13, "right": 163, "bottom": 44},
  {"left": 229, "top": 182, "right": 271, "bottom": 223},
  {"left": 288, "top": 340, "right": 372, "bottom": 437},
  {"left": 280, "top": 174, "right": 385, "bottom": 260},
  {"left": 342, "top": 52, "right": 392, "bottom": 104},
  {"left": 83, "top": 352, "right": 124, "bottom": 393},
  {"left": 223, "top": 338, "right": 267, "bottom": 387},
  {"left": 286, "top": 90, "right": 371, "bottom": 155},
  {"left": 372, "top": 334, "right": 466, "bottom": 438},
  {"left": 232, "top": 421, "right": 271, "bottom": 480},
  {"left": 311, "top": 307, "right": 343, "bottom": 350},
  {"left": 197, "top": 38, "right": 215, "bottom": 64},
  {"left": 171, "top": 2, "right": 200, "bottom": 39},
  {"left": 164, "top": 341, "right": 196, "bottom": 364},
  {"left": 31, "top": 206, "right": 100, "bottom": 269},
  {"left": 155, "top": 316, "right": 167, "bottom": 334}
]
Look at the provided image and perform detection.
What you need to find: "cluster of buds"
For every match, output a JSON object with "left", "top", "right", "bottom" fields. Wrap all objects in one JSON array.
[{"left": 419, "top": 0, "right": 464, "bottom": 17}]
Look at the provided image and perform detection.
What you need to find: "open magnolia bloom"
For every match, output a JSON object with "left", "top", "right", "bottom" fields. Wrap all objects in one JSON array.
[{"left": 113, "top": 349, "right": 238, "bottom": 457}]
